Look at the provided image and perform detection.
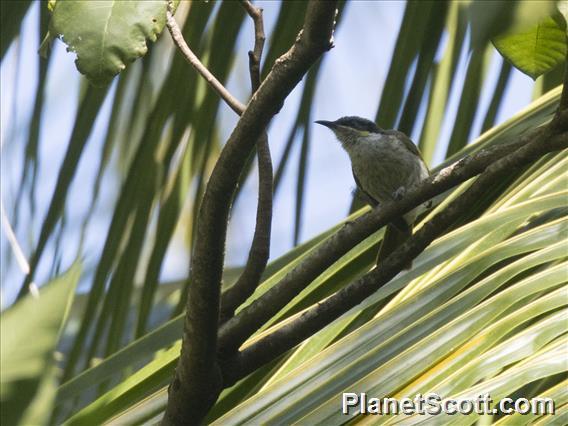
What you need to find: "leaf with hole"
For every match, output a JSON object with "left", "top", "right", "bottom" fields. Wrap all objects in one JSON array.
[{"left": 49, "top": 1, "right": 178, "bottom": 86}]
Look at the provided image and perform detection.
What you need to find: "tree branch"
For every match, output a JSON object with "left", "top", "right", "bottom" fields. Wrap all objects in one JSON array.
[
  {"left": 220, "top": 134, "right": 272, "bottom": 323},
  {"left": 240, "top": 0, "right": 265, "bottom": 93},
  {"left": 221, "top": 128, "right": 568, "bottom": 385},
  {"left": 163, "top": 1, "right": 337, "bottom": 424},
  {"left": 220, "top": 0, "right": 273, "bottom": 324},
  {"left": 165, "top": 1, "right": 246, "bottom": 115},
  {"left": 217, "top": 123, "right": 559, "bottom": 355}
]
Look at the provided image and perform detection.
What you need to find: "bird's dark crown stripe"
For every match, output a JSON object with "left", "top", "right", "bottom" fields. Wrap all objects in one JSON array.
[{"left": 335, "top": 116, "right": 382, "bottom": 133}]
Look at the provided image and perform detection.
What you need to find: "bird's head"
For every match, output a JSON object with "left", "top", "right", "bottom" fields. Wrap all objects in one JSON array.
[{"left": 315, "top": 116, "right": 383, "bottom": 147}]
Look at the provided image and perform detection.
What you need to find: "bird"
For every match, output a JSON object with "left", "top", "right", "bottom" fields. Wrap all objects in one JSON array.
[{"left": 315, "top": 116, "right": 430, "bottom": 270}]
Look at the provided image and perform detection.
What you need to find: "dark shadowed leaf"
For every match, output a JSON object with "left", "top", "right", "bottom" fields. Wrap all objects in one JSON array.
[
  {"left": 0, "top": 0, "right": 32, "bottom": 58},
  {"left": 468, "top": 0, "right": 555, "bottom": 48}
]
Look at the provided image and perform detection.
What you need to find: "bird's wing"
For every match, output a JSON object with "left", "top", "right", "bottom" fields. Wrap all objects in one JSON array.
[
  {"left": 352, "top": 167, "right": 409, "bottom": 230},
  {"left": 385, "top": 130, "right": 429, "bottom": 170},
  {"left": 352, "top": 167, "right": 379, "bottom": 207}
]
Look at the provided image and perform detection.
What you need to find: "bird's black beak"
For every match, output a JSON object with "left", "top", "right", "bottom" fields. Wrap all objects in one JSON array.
[{"left": 315, "top": 120, "right": 337, "bottom": 129}]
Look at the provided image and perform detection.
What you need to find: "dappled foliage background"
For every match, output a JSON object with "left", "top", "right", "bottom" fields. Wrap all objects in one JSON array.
[{"left": 1, "top": 1, "right": 566, "bottom": 424}]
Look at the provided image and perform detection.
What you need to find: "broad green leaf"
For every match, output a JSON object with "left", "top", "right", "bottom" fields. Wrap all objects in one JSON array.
[
  {"left": 493, "top": 15, "right": 567, "bottom": 79},
  {"left": 1, "top": 263, "right": 81, "bottom": 425},
  {"left": 49, "top": 1, "right": 176, "bottom": 86},
  {"left": 468, "top": 0, "right": 556, "bottom": 47}
]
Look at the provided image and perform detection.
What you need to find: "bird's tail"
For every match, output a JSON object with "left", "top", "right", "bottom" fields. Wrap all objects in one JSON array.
[{"left": 376, "top": 223, "right": 413, "bottom": 270}]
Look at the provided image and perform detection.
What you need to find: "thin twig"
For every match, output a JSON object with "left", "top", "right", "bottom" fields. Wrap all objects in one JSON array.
[
  {"left": 221, "top": 128, "right": 568, "bottom": 385},
  {"left": 165, "top": 1, "right": 245, "bottom": 115},
  {"left": 220, "top": 0, "right": 272, "bottom": 324},
  {"left": 240, "top": 0, "right": 266, "bottom": 92},
  {"left": 0, "top": 202, "right": 38, "bottom": 298}
]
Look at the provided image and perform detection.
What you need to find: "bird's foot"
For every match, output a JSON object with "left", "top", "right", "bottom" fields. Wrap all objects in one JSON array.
[{"left": 393, "top": 186, "right": 406, "bottom": 201}]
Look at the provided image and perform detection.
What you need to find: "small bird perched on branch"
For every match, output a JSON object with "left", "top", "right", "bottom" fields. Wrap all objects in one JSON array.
[{"left": 316, "top": 116, "right": 430, "bottom": 269}]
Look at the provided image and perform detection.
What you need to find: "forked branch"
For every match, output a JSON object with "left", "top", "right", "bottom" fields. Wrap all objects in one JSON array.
[
  {"left": 163, "top": 1, "right": 337, "bottom": 424},
  {"left": 220, "top": 0, "right": 273, "bottom": 324}
]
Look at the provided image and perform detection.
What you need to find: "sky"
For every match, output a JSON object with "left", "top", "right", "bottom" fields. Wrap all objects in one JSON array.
[{"left": 0, "top": 1, "right": 537, "bottom": 306}]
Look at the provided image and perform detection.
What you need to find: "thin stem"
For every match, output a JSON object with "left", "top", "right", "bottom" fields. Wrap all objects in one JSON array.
[
  {"left": 165, "top": 2, "right": 245, "bottom": 115},
  {"left": 240, "top": 0, "right": 266, "bottom": 92},
  {"left": 220, "top": 0, "right": 272, "bottom": 324}
]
